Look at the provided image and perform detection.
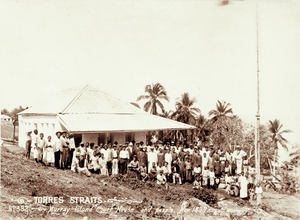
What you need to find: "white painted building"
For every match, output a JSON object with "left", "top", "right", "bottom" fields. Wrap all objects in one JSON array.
[
  {"left": 18, "top": 85, "right": 194, "bottom": 148},
  {"left": 1, "top": 115, "right": 12, "bottom": 122}
]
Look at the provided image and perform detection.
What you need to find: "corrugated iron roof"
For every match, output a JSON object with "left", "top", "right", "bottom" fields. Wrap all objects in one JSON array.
[{"left": 58, "top": 113, "right": 195, "bottom": 133}]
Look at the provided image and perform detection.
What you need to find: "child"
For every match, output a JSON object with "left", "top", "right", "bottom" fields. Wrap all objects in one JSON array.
[
  {"left": 220, "top": 154, "right": 226, "bottom": 176},
  {"left": 112, "top": 155, "right": 118, "bottom": 175},
  {"left": 255, "top": 182, "right": 263, "bottom": 205},
  {"left": 242, "top": 155, "right": 249, "bottom": 175},
  {"left": 202, "top": 166, "right": 209, "bottom": 188},
  {"left": 209, "top": 167, "right": 215, "bottom": 190},
  {"left": 193, "top": 176, "right": 201, "bottom": 190},
  {"left": 44, "top": 136, "right": 54, "bottom": 166},
  {"left": 185, "top": 157, "right": 192, "bottom": 183},
  {"left": 89, "top": 151, "right": 100, "bottom": 174}
]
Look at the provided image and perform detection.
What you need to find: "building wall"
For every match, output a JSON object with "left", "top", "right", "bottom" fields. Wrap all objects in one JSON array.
[
  {"left": 82, "top": 133, "right": 98, "bottom": 145},
  {"left": 111, "top": 132, "right": 125, "bottom": 145},
  {"left": 134, "top": 131, "right": 146, "bottom": 144},
  {"left": 18, "top": 115, "right": 66, "bottom": 148}
]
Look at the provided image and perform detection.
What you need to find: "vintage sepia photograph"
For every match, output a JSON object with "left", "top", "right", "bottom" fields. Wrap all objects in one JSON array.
[{"left": 1, "top": 0, "right": 300, "bottom": 219}]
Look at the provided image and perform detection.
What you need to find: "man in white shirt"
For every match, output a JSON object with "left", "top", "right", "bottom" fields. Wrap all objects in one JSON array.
[
  {"left": 54, "top": 131, "right": 63, "bottom": 169},
  {"left": 164, "top": 149, "right": 172, "bottom": 174},
  {"left": 119, "top": 145, "right": 129, "bottom": 175},
  {"left": 68, "top": 133, "right": 76, "bottom": 168},
  {"left": 148, "top": 147, "right": 158, "bottom": 173}
]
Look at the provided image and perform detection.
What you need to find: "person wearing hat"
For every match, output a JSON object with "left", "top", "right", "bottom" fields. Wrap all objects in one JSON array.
[
  {"left": 53, "top": 131, "right": 63, "bottom": 169},
  {"left": 156, "top": 169, "right": 168, "bottom": 189},
  {"left": 71, "top": 151, "right": 91, "bottom": 177},
  {"left": 60, "top": 132, "right": 70, "bottom": 169}
]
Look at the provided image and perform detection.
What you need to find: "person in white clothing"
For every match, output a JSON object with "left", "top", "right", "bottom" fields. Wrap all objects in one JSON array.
[
  {"left": 44, "top": 135, "right": 54, "bottom": 165},
  {"left": 68, "top": 134, "right": 76, "bottom": 168},
  {"left": 238, "top": 172, "right": 248, "bottom": 199},
  {"left": 72, "top": 152, "right": 91, "bottom": 177},
  {"left": 148, "top": 147, "right": 158, "bottom": 173},
  {"left": 255, "top": 182, "right": 263, "bottom": 205},
  {"left": 164, "top": 149, "right": 172, "bottom": 173},
  {"left": 31, "top": 129, "right": 39, "bottom": 163}
]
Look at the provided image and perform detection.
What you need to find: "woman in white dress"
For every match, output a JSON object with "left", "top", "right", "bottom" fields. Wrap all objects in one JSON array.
[
  {"left": 44, "top": 136, "right": 54, "bottom": 165},
  {"left": 98, "top": 153, "right": 108, "bottom": 176},
  {"left": 238, "top": 172, "right": 248, "bottom": 199}
]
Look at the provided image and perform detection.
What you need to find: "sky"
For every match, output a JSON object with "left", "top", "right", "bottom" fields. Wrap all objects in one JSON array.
[{"left": 1, "top": 0, "right": 299, "bottom": 159}]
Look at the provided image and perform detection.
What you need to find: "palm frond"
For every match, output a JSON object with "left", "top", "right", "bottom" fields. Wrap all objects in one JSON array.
[
  {"left": 144, "top": 101, "right": 151, "bottom": 112},
  {"left": 156, "top": 100, "right": 165, "bottom": 113},
  {"left": 137, "top": 95, "right": 150, "bottom": 101},
  {"left": 130, "top": 102, "right": 141, "bottom": 109}
]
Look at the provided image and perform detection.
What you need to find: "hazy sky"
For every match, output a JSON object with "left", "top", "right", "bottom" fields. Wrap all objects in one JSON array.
[{"left": 1, "top": 0, "right": 299, "bottom": 158}]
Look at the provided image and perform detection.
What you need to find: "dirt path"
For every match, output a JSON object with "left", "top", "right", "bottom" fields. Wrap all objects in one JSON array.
[{"left": 1, "top": 143, "right": 300, "bottom": 220}]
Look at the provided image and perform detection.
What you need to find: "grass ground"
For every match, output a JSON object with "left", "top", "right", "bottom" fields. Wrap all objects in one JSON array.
[
  {"left": 1, "top": 121, "right": 19, "bottom": 140},
  {"left": 1, "top": 141, "right": 300, "bottom": 220}
]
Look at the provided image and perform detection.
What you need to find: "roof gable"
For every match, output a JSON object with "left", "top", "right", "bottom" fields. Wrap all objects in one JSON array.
[{"left": 19, "top": 85, "right": 146, "bottom": 115}]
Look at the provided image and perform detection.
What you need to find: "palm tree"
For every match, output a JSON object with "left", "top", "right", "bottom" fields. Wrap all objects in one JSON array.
[
  {"left": 195, "top": 114, "right": 210, "bottom": 144},
  {"left": 137, "top": 83, "right": 169, "bottom": 115},
  {"left": 172, "top": 93, "right": 200, "bottom": 125},
  {"left": 208, "top": 100, "right": 233, "bottom": 123},
  {"left": 268, "top": 119, "right": 292, "bottom": 176},
  {"left": 171, "top": 93, "right": 200, "bottom": 141}
]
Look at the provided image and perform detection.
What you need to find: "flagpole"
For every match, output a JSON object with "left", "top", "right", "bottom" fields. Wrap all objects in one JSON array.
[{"left": 255, "top": 0, "right": 261, "bottom": 184}]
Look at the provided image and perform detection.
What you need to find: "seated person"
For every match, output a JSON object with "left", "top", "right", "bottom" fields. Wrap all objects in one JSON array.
[
  {"left": 193, "top": 176, "right": 201, "bottom": 190},
  {"left": 157, "top": 170, "right": 168, "bottom": 189},
  {"left": 72, "top": 152, "right": 91, "bottom": 177},
  {"left": 88, "top": 151, "right": 100, "bottom": 174},
  {"left": 149, "top": 162, "right": 157, "bottom": 181},
  {"left": 172, "top": 160, "right": 182, "bottom": 185},
  {"left": 138, "top": 165, "right": 148, "bottom": 181},
  {"left": 162, "top": 162, "right": 171, "bottom": 182},
  {"left": 127, "top": 155, "right": 139, "bottom": 178}
]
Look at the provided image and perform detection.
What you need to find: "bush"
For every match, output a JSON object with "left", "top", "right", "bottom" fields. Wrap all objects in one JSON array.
[{"left": 192, "top": 188, "right": 217, "bottom": 205}]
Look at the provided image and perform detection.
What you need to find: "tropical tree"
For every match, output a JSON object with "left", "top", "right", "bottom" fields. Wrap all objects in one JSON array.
[
  {"left": 171, "top": 93, "right": 200, "bottom": 125},
  {"left": 171, "top": 93, "right": 200, "bottom": 141},
  {"left": 137, "top": 83, "right": 169, "bottom": 115},
  {"left": 195, "top": 114, "right": 210, "bottom": 145},
  {"left": 209, "top": 100, "right": 233, "bottom": 123},
  {"left": 268, "top": 119, "right": 292, "bottom": 176}
]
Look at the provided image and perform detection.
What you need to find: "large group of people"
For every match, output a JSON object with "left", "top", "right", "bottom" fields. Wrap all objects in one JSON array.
[{"left": 25, "top": 130, "right": 263, "bottom": 205}]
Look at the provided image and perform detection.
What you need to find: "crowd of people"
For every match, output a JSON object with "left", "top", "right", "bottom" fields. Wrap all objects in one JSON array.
[{"left": 25, "top": 129, "right": 263, "bottom": 205}]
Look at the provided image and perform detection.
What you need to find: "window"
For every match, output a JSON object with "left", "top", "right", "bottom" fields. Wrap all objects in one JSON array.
[{"left": 125, "top": 132, "right": 134, "bottom": 142}]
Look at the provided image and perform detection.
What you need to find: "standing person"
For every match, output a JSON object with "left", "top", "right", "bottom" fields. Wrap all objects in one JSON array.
[
  {"left": 157, "top": 149, "right": 165, "bottom": 167},
  {"left": 25, "top": 131, "right": 32, "bottom": 159},
  {"left": 44, "top": 135, "right": 54, "bottom": 166},
  {"left": 99, "top": 153, "right": 108, "bottom": 176},
  {"left": 31, "top": 129, "right": 39, "bottom": 163},
  {"left": 147, "top": 147, "right": 158, "bottom": 173},
  {"left": 164, "top": 148, "right": 172, "bottom": 174},
  {"left": 238, "top": 172, "right": 248, "bottom": 199},
  {"left": 232, "top": 146, "right": 246, "bottom": 175},
  {"left": 53, "top": 131, "right": 63, "bottom": 169},
  {"left": 178, "top": 147, "right": 185, "bottom": 162},
  {"left": 38, "top": 133, "right": 46, "bottom": 164},
  {"left": 171, "top": 148, "right": 177, "bottom": 164},
  {"left": 172, "top": 159, "right": 182, "bottom": 185},
  {"left": 119, "top": 145, "right": 129, "bottom": 175},
  {"left": 185, "top": 157, "right": 192, "bottom": 183},
  {"left": 209, "top": 167, "right": 216, "bottom": 190},
  {"left": 202, "top": 153, "right": 209, "bottom": 174},
  {"left": 137, "top": 145, "right": 147, "bottom": 168},
  {"left": 60, "top": 132, "right": 69, "bottom": 169},
  {"left": 178, "top": 158, "right": 185, "bottom": 184},
  {"left": 112, "top": 150, "right": 119, "bottom": 175},
  {"left": 106, "top": 144, "right": 113, "bottom": 176},
  {"left": 68, "top": 133, "right": 76, "bottom": 168}
]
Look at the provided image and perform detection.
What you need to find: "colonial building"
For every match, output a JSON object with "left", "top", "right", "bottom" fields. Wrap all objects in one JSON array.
[{"left": 18, "top": 85, "right": 195, "bottom": 148}]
